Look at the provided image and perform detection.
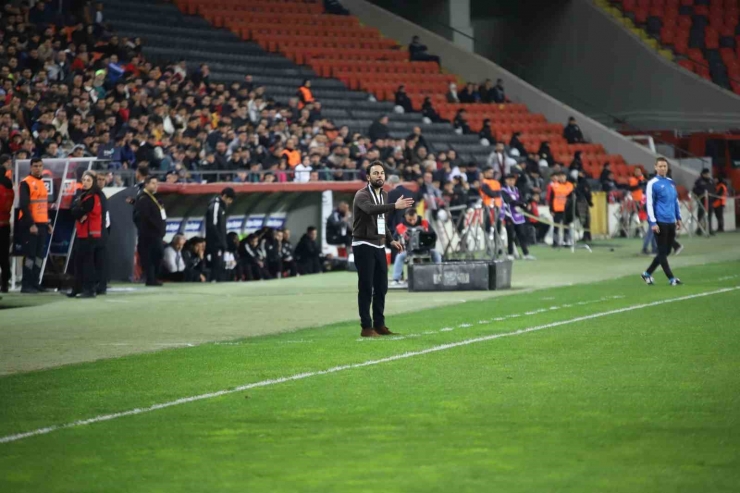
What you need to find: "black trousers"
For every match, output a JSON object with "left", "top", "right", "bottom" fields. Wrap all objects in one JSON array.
[
  {"left": 207, "top": 249, "right": 223, "bottom": 282},
  {"left": 137, "top": 238, "right": 164, "bottom": 285},
  {"left": 505, "top": 221, "right": 530, "bottom": 256},
  {"left": 74, "top": 238, "right": 104, "bottom": 295},
  {"left": 714, "top": 206, "right": 725, "bottom": 232},
  {"left": 354, "top": 244, "right": 388, "bottom": 329},
  {"left": 0, "top": 225, "right": 9, "bottom": 288},
  {"left": 646, "top": 222, "right": 676, "bottom": 279},
  {"left": 299, "top": 257, "right": 322, "bottom": 275},
  {"left": 95, "top": 240, "right": 108, "bottom": 293},
  {"left": 22, "top": 225, "right": 48, "bottom": 290},
  {"left": 267, "top": 258, "right": 283, "bottom": 278},
  {"left": 552, "top": 211, "right": 570, "bottom": 245}
]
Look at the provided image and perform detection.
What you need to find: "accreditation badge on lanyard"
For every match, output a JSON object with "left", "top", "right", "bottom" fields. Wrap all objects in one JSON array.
[{"left": 369, "top": 185, "right": 385, "bottom": 236}]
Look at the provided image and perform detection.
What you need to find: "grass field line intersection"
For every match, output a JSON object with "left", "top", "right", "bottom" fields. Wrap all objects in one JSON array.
[{"left": 0, "top": 285, "right": 737, "bottom": 447}]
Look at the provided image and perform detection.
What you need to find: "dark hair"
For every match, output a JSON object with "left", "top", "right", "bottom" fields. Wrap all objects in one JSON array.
[
  {"left": 30, "top": 157, "right": 43, "bottom": 165},
  {"left": 144, "top": 175, "right": 158, "bottom": 185},
  {"left": 0, "top": 154, "right": 10, "bottom": 166},
  {"left": 404, "top": 208, "right": 417, "bottom": 216},
  {"left": 221, "top": 187, "right": 236, "bottom": 199},
  {"left": 307, "top": 226, "right": 317, "bottom": 233},
  {"left": 367, "top": 161, "right": 385, "bottom": 177},
  {"left": 137, "top": 164, "right": 150, "bottom": 177},
  {"left": 655, "top": 157, "right": 669, "bottom": 165}
]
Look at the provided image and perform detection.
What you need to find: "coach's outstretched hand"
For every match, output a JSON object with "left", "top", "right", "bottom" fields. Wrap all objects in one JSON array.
[
  {"left": 390, "top": 240, "right": 404, "bottom": 252},
  {"left": 395, "top": 197, "right": 414, "bottom": 210}
]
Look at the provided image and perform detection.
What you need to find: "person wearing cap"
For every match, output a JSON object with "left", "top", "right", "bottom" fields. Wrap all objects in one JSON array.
[{"left": 205, "top": 187, "right": 235, "bottom": 282}]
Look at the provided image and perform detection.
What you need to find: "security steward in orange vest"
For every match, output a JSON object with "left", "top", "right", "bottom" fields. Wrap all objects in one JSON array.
[
  {"left": 549, "top": 171, "right": 574, "bottom": 247},
  {"left": 629, "top": 168, "right": 645, "bottom": 203},
  {"left": 67, "top": 171, "right": 107, "bottom": 298},
  {"left": 713, "top": 178, "right": 728, "bottom": 233},
  {"left": 479, "top": 166, "right": 502, "bottom": 234},
  {"left": 18, "top": 157, "right": 52, "bottom": 293},
  {"left": 0, "top": 155, "right": 14, "bottom": 293},
  {"left": 297, "top": 79, "right": 315, "bottom": 110}
]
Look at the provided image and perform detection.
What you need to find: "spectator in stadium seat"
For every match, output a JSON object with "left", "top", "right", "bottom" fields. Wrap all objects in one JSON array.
[
  {"left": 492, "top": 78, "right": 506, "bottom": 104},
  {"left": 569, "top": 151, "right": 584, "bottom": 174},
  {"left": 479, "top": 79, "right": 496, "bottom": 104},
  {"left": 394, "top": 85, "right": 414, "bottom": 114},
  {"left": 163, "top": 233, "right": 188, "bottom": 282},
  {"left": 295, "top": 226, "right": 322, "bottom": 275},
  {"left": 479, "top": 119, "right": 495, "bottom": 146},
  {"left": 326, "top": 201, "right": 352, "bottom": 248},
  {"left": 453, "top": 109, "right": 471, "bottom": 135},
  {"left": 509, "top": 132, "right": 527, "bottom": 158},
  {"left": 487, "top": 142, "right": 516, "bottom": 179},
  {"left": 563, "top": 116, "right": 585, "bottom": 144},
  {"left": 600, "top": 162, "right": 612, "bottom": 184},
  {"left": 458, "top": 82, "right": 479, "bottom": 103},
  {"left": 446, "top": 83, "right": 460, "bottom": 103},
  {"left": 297, "top": 79, "right": 314, "bottom": 110},
  {"left": 368, "top": 115, "right": 391, "bottom": 142},
  {"left": 422, "top": 97, "right": 445, "bottom": 123},
  {"left": 408, "top": 35, "right": 441, "bottom": 65},
  {"left": 601, "top": 171, "right": 618, "bottom": 193},
  {"left": 294, "top": 155, "right": 312, "bottom": 183}
]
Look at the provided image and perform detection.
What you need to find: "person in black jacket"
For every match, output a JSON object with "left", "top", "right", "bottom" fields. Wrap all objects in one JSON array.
[
  {"left": 295, "top": 226, "right": 322, "bottom": 275},
  {"left": 326, "top": 201, "right": 352, "bottom": 247},
  {"left": 479, "top": 119, "right": 496, "bottom": 146},
  {"left": 134, "top": 176, "right": 166, "bottom": 286},
  {"left": 239, "top": 233, "right": 270, "bottom": 280},
  {"left": 563, "top": 117, "right": 585, "bottom": 144},
  {"left": 394, "top": 85, "right": 413, "bottom": 113},
  {"left": 692, "top": 168, "right": 714, "bottom": 235},
  {"left": 408, "top": 35, "right": 440, "bottom": 65},
  {"left": 205, "top": 187, "right": 235, "bottom": 282},
  {"left": 575, "top": 171, "right": 593, "bottom": 242},
  {"left": 277, "top": 229, "right": 297, "bottom": 277},
  {"left": 368, "top": 115, "right": 391, "bottom": 142},
  {"left": 261, "top": 228, "right": 282, "bottom": 279}
]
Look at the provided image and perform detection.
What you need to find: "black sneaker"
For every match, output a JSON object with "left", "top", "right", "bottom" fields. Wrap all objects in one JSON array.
[
  {"left": 65, "top": 290, "right": 79, "bottom": 298},
  {"left": 641, "top": 272, "right": 655, "bottom": 285}
]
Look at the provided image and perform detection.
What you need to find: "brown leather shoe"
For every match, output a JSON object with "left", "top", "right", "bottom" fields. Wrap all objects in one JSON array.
[
  {"left": 360, "top": 328, "right": 381, "bottom": 337},
  {"left": 375, "top": 326, "right": 397, "bottom": 336}
]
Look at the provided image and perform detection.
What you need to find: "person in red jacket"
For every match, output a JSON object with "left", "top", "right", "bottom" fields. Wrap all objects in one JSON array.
[
  {"left": 0, "top": 155, "right": 13, "bottom": 293},
  {"left": 67, "top": 171, "right": 107, "bottom": 298}
]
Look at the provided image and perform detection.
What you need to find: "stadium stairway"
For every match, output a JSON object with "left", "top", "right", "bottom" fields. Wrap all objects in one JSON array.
[{"left": 101, "top": 0, "right": 639, "bottom": 181}]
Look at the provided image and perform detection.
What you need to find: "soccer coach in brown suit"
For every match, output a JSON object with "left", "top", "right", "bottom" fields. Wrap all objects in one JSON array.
[{"left": 353, "top": 162, "right": 414, "bottom": 337}]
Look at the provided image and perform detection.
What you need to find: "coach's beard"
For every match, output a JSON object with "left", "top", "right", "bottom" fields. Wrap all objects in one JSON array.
[{"left": 372, "top": 177, "right": 384, "bottom": 189}]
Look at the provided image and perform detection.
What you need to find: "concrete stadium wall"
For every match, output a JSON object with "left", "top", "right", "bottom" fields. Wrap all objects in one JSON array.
[
  {"left": 341, "top": 0, "right": 700, "bottom": 189},
  {"left": 471, "top": 0, "right": 740, "bottom": 131}
]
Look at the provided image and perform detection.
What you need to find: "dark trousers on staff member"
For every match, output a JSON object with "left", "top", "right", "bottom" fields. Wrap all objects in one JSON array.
[
  {"left": 138, "top": 239, "right": 164, "bottom": 286},
  {"left": 74, "top": 238, "right": 104, "bottom": 295},
  {"left": 95, "top": 241, "right": 108, "bottom": 294},
  {"left": 646, "top": 222, "right": 676, "bottom": 279},
  {"left": 22, "top": 225, "right": 47, "bottom": 291},
  {"left": 0, "top": 225, "right": 10, "bottom": 290},
  {"left": 354, "top": 244, "right": 389, "bottom": 330}
]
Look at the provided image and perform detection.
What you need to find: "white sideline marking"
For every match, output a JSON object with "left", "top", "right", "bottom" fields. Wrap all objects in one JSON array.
[
  {"left": 718, "top": 275, "right": 739, "bottom": 281},
  {"left": 1, "top": 287, "right": 737, "bottom": 445}
]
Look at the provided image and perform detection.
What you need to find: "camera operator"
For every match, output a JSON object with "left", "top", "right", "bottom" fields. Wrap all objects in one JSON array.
[
  {"left": 326, "top": 200, "right": 352, "bottom": 248},
  {"left": 390, "top": 208, "right": 441, "bottom": 287},
  {"left": 502, "top": 173, "right": 535, "bottom": 261}
]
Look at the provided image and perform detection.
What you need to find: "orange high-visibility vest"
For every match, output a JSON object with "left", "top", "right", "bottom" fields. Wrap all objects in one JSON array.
[
  {"left": 297, "top": 86, "right": 314, "bottom": 109},
  {"left": 552, "top": 181, "right": 573, "bottom": 213},
  {"left": 713, "top": 183, "right": 727, "bottom": 208},
  {"left": 629, "top": 176, "right": 644, "bottom": 202},
  {"left": 20, "top": 175, "right": 49, "bottom": 224},
  {"left": 281, "top": 149, "right": 301, "bottom": 168},
  {"left": 480, "top": 178, "right": 502, "bottom": 208}
]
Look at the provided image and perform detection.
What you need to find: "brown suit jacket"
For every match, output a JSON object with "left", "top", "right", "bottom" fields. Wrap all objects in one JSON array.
[{"left": 352, "top": 185, "right": 396, "bottom": 247}]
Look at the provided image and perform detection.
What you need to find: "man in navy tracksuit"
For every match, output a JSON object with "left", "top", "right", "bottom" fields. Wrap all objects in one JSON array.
[{"left": 641, "top": 158, "right": 682, "bottom": 286}]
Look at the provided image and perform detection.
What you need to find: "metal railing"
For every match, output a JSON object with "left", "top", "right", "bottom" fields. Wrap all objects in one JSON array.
[{"left": 100, "top": 168, "right": 364, "bottom": 187}]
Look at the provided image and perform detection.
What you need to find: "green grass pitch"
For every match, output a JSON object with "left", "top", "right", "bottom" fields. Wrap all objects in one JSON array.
[{"left": 0, "top": 237, "right": 739, "bottom": 492}]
